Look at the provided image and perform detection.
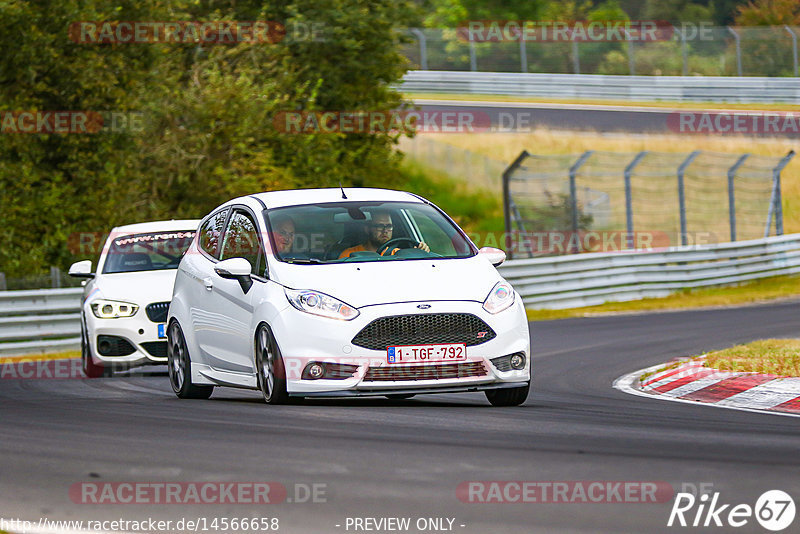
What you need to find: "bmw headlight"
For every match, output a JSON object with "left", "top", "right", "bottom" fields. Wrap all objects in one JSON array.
[
  {"left": 285, "top": 289, "right": 359, "bottom": 321},
  {"left": 482, "top": 281, "right": 515, "bottom": 314},
  {"left": 90, "top": 299, "right": 139, "bottom": 319}
]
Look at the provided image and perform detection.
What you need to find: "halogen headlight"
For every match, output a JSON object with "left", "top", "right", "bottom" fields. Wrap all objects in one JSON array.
[
  {"left": 284, "top": 289, "right": 359, "bottom": 321},
  {"left": 483, "top": 281, "right": 515, "bottom": 314},
  {"left": 90, "top": 299, "right": 139, "bottom": 319}
]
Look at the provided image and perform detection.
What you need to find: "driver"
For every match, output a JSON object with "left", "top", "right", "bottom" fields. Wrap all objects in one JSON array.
[{"left": 339, "top": 210, "right": 429, "bottom": 258}]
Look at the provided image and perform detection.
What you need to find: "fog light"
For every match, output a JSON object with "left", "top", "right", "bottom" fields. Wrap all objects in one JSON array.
[
  {"left": 308, "top": 363, "right": 324, "bottom": 379},
  {"left": 510, "top": 353, "right": 525, "bottom": 370}
]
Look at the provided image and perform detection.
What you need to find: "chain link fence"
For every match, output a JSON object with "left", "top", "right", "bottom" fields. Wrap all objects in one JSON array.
[
  {"left": 503, "top": 150, "right": 795, "bottom": 258},
  {"left": 401, "top": 26, "right": 800, "bottom": 77},
  {"left": 0, "top": 267, "right": 83, "bottom": 291}
]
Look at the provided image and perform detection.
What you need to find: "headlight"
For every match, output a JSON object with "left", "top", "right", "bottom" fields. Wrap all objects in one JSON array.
[
  {"left": 90, "top": 299, "right": 139, "bottom": 319},
  {"left": 284, "top": 289, "right": 359, "bottom": 321},
  {"left": 482, "top": 281, "right": 515, "bottom": 314}
]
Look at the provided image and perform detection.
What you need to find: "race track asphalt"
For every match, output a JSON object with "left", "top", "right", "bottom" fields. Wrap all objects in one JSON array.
[
  {"left": 2, "top": 300, "right": 800, "bottom": 533},
  {"left": 414, "top": 99, "right": 800, "bottom": 138}
]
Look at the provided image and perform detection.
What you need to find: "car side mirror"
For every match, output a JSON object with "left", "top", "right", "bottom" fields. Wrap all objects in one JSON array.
[
  {"left": 68, "top": 260, "right": 95, "bottom": 279},
  {"left": 214, "top": 258, "right": 253, "bottom": 293},
  {"left": 478, "top": 247, "right": 506, "bottom": 267}
]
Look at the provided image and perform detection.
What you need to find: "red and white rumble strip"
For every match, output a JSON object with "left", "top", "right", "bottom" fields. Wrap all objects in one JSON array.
[{"left": 614, "top": 357, "right": 800, "bottom": 417}]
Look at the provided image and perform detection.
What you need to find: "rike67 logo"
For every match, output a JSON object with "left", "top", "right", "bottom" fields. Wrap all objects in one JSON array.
[{"left": 668, "top": 490, "right": 795, "bottom": 531}]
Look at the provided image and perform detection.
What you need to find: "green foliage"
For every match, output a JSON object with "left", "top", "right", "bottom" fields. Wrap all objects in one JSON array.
[
  {"left": 0, "top": 0, "right": 416, "bottom": 277},
  {"left": 735, "top": 0, "right": 800, "bottom": 25},
  {"left": 395, "top": 159, "right": 503, "bottom": 234}
]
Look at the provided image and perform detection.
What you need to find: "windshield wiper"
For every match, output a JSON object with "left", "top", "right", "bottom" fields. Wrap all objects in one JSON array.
[{"left": 284, "top": 257, "right": 323, "bottom": 264}]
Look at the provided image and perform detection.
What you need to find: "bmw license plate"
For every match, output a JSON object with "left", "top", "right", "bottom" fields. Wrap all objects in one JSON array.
[
  {"left": 387, "top": 343, "right": 466, "bottom": 364},
  {"left": 157, "top": 324, "right": 166, "bottom": 339}
]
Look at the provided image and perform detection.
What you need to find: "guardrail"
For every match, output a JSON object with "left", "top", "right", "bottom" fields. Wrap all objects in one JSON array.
[
  {"left": 0, "top": 288, "right": 82, "bottom": 356},
  {"left": 401, "top": 71, "right": 800, "bottom": 104},
  {"left": 497, "top": 234, "right": 800, "bottom": 309},
  {"left": 2, "top": 235, "right": 799, "bottom": 355}
]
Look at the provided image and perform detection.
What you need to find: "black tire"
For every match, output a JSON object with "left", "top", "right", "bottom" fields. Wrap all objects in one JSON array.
[
  {"left": 167, "top": 321, "right": 213, "bottom": 399},
  {"left": 485, "top": 382, "right": 530, "bottom": 407},
  {"left": 385, "top": 394, "right": 416, "bottom": 400},
  {"left": 255, "top": 324, "right": 289, "bottom": 405},
  {"left": 81, "top": 317, "right": 110, "bottom": 378}
]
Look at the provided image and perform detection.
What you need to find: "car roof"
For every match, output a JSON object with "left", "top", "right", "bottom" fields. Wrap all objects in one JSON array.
[
  {"left": 111, "top": 219, "right": 200, "bottom": 234},
  {"left": 249, "top": 188, "right": 425, "bottom": 209}
]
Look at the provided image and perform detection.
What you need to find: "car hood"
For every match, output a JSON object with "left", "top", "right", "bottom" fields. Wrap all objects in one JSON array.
[
  {"left": 272, "top": 256, "right": 504, "bottom": 308},
  {"left": 89, "top": 269, "right": 179, "bottom": 306}
]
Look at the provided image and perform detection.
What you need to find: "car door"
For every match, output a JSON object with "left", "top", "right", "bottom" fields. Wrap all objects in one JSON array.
[
  {"left": 189, "top": 207, "right": 232, "bottom": 367},
  {"left": 207, "top": 207, "right": 267, "bottom": 374}
]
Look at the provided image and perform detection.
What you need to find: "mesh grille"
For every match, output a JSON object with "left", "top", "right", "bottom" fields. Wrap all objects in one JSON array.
[
  {"left": 352, "top": 313, "right": 496, "bottom": 351},
  {"left": 141, "top": 341, "right": 167, "bottom": 358},
  {"left": 363, "top": 362, "right": 487, "bottom": 382},
  {"left": 96, "top": 335, "right": 135, "bottom": 356},
  {"left": 145, "top": 302, "right": 170, "bottom": 323}
]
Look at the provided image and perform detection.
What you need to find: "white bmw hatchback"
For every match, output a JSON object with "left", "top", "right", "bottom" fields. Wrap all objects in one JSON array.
[
  {"left": 168, "top": 188, "right": 531, "bottom": 406},
  {"left": 69, "top": 220, "right": 199, "bottom": 377}
]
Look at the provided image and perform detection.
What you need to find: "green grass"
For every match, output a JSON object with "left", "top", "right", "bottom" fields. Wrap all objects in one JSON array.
[
  {"left": 404, "top": 92, "right": 800, "bottom": 111},
  {"left": 398, "top": 159, "right": 504, "bottom": 235},
  {"left": 706, "top": 339, "right": 800, "bottom": 377},
  {"left": 526, "top": 274, "right": 800, "bottom": 321}
]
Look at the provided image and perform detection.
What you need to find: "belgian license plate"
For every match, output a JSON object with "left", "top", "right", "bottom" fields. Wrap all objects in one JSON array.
[
  {"left": 387, "top": 343, "right": 467, "bottom": 364},
  {"left": 157, "top": 324, "right": 166, "bottom": 339}
]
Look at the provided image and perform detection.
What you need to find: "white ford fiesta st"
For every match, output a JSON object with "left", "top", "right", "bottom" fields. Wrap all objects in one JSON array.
[
  {"left": 167, "top": 188, "right": 531, "bottom": 406},
  {"left": 69, "top": 220, "right": 199, "bottom": 377}
]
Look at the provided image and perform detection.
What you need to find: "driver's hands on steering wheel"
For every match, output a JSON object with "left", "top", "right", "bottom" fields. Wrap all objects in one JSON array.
[{"left": 380, "top": 238, "right": 431, "bottom": 256}]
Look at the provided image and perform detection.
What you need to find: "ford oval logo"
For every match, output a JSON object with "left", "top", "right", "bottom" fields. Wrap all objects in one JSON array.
[{"left": 417, "top": 304, "right": 431, "bottom": 309}]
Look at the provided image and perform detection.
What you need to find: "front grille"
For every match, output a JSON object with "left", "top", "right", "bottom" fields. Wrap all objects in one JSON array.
[
  {"left": 141, "top": 341, "right": 167, "bottom": 358},
  {"left": 352, "top": 313, "right": 497, "bottom": 351},
  {"left": 363, "top": 362, "right": 487, "bottom": 382},
  {"left": 145, "top": 302, "right": 170, "bottom": 323},
  {"left": 97, "top": 335, "right": 136, "bottom": 356}
]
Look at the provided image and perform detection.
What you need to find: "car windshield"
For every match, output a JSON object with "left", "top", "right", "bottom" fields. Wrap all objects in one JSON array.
[
  {"left": 264, "top": 201, "right": 476, "bottom": 264},
  {"left": 102, "top": 231, "right": 196, "bottom": 274}
]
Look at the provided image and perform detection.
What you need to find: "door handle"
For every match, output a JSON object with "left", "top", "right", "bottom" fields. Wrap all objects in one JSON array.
[{"left": 203, "top": 277, "right": 213, "bottom": 291}]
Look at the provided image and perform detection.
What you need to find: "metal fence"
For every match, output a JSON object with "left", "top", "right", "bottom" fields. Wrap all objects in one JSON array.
[
  {"left": 503, "top": 150, "right": 795, "bottom": 259},
  {"left": 400, "top": 71, "right": 800, "bottom": 104},
  {"left": 0, "top": 288, "right": 82, "bottom": 356},
  {"left": 499, "top": 234, "right": 800, "bottom": 309},
  {"left": 402, "top": 26, "right": 800, "bottom": 77},
  {"left": 0, "top": 266, "right": 82, "bottom": 291}
]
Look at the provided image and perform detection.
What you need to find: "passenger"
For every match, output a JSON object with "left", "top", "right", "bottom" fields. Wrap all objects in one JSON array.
[{"left": 271, "top": 214, "right": 295, "bottom": 255}]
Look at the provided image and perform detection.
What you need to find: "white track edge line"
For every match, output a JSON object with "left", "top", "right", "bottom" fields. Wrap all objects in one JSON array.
[{"left": 612, "top": 364, "right": 800, "bottom": 419}]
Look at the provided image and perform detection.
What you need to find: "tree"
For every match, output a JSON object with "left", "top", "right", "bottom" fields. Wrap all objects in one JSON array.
[
  {"left": 0, "top": 0, "right": 417, "bottom": 277},
  {"left": 735, "top": 0, "right": 800, "bottom": 25}
]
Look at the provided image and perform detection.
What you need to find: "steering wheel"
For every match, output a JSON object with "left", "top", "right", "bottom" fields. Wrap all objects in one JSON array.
[{"left": 377, "top": 237, "right": 419, "bottom": 256}]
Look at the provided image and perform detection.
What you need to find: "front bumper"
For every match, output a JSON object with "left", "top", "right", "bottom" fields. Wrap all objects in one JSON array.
[
  {"left": 271, "top": 298, "right": 531, "bottom": 396},
  {"left": 87, "top": 313, "right": 168, "bottom": 368}
]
